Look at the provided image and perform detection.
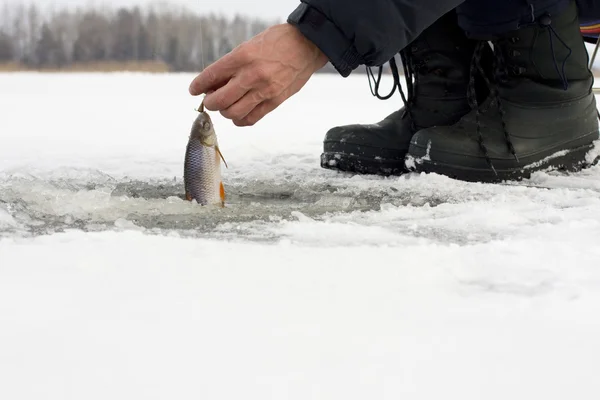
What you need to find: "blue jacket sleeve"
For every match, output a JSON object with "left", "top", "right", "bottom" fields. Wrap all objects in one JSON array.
[{"left": 287, "top": 0, "right": 464, "bottom": 77}]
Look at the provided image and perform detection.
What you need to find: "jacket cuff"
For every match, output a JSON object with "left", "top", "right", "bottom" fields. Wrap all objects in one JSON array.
[{"left": 287, "top": 3, "right": 362, "bottom": 77}]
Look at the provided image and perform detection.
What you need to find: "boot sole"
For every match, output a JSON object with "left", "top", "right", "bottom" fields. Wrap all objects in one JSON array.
[
  {"left": 406, "top": 142, "right": 600, "bottom": 183},
  {"left": 321, "top": 152, "right": 408, "bottom": 176}
]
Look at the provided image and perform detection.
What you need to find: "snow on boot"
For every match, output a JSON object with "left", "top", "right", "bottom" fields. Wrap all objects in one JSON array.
[
  {"left": 406, "top": 0, "right": 600, "bottom": 183},
  {"left": 320, "top": 11, "right": 491, "bottom": 176}
]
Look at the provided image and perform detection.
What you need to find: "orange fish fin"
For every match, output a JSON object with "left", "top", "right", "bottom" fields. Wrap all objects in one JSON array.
[
  {"left": 216, "top": 145, "right": 228, "bottom": 168},
  {"left": 185, "top": 191, "right": 192, "bottom": 201},
  {"left": 220, "top": 181, "right": 226, "bottom": 207}
]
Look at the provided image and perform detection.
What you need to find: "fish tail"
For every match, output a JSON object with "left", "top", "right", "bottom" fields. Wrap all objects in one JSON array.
[{"left": 220, "top": 181, "right": 225, "bottom": 207}]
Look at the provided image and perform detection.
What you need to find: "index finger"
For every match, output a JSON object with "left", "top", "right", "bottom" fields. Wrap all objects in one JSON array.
[{"left": 188, "top": 51, "right": 244, "bottom": 96}]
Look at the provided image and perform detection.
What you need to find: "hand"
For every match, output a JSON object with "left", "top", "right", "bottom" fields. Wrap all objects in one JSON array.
[{"left": 189, "top": 23, "right": 328, "bottom": 126}]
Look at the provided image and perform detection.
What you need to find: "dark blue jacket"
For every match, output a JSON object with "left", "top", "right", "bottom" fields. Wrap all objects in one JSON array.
[{"left": 288, "top": 0, "right": 599, "bottom": 77}]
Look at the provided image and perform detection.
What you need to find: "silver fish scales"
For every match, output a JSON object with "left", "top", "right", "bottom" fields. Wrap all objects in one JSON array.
[{"left": 184, "top": 102, "right": 227, "bottom": 206}]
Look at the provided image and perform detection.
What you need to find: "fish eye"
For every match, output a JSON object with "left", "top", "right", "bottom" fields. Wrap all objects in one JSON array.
[{"left": 203, "top": 122, "right": 211, "bottom": 131}]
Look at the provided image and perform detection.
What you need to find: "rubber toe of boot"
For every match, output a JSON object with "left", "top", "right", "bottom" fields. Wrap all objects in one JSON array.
[
  {"left": 320, "top": 111, "right": 413, "bottom": 176},
  {"left": 406, "top": 123, "right": 600, "bottom": 183}
]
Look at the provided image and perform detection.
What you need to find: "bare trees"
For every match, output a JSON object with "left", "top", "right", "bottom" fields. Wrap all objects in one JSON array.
[
  {"left": 0, "top": 3, "right": 286, "bottom": 72},
  {"left": 0, "top": 31, "right": 13, "bottom": 61}
]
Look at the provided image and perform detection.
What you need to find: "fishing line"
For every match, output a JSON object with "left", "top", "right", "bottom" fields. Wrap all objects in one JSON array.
[
  {"left": 196, "top": 15, "right": 206, "bottom": 109},
  {"left": 200, "top": 16, "right": 205, "bottom": 72}
]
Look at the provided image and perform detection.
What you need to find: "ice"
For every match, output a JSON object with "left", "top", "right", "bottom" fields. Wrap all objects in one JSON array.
[
  {"left": 2, "top": 72, "right": 600, "bottom": 399},
  {"left": 0, "top": 205, "right": 17, "bottom": 228}
]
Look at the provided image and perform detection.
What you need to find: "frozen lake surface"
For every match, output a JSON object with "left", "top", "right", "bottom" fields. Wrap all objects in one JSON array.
[{"left": 1, "top": 72, "right": 600, "bottom": 399}]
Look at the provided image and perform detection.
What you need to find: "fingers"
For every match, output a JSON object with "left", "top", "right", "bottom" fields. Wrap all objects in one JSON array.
[
  {"left": 203, "top": 75, "right": 250, "bottom": 112},
  {"left": 220, "top": 89, "right": 271, "bottom": 121},
  {"left": 233, "top": 92, "right": 288, "bottom": 127},
  {"left": 188, "top": 49, "right": 247, "bottom": 96},
  {"left": 189, "top": 63, "right": 228, "bottom": 96},
  {"left": 234, "top": 74, "right": 311, "bottom": 126}
]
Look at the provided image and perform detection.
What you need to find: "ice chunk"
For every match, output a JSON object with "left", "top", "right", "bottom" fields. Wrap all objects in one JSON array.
[{"left": 0, "top": 206, "right": 17, "bottom": 228}]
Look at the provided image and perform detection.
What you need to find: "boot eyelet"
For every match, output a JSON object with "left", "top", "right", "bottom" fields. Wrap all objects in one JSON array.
[
  {"left": 512, "top": 66, "right": 526, "bottom": 75},
  {"left": 510, "top": 37, "right": 520, "bottom": 44},
  {"left": 538, "top": 14, "right": 552, "bottom": 27},
  {"left": 510, "top": 50, "right": 521, "bottom": 57}
]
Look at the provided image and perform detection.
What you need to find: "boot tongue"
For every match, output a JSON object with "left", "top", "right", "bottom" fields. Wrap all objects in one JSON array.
[
  {"left": 414, "top": 57, "right": 468, "bottom": 97},
  {"left": 407, "top": 46, "right": 478, "bottom": 129}
]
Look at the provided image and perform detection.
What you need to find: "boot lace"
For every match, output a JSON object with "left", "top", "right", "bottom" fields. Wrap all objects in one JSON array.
[
  {"left": 467, "top": 14, "right": 574, "bottom": 176},
  {"left": 366, "top": 48, "right": 418, "bottom": 129},
  {"left": 467, "top": 41, "right": 516, "bottom": 176}
]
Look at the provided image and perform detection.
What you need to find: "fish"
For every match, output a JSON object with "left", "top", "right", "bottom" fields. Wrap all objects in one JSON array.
[{"left": 184, "top": 101, "right": 228, "bottom": 206}]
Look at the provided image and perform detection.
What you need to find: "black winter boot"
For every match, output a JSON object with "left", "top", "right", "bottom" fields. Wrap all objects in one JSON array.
[
  {"left": 320, "top": 11, "right": 492, "bottom": 176},
  {"left": 406, "top": 0, "right": 600, "bottom": 183}
]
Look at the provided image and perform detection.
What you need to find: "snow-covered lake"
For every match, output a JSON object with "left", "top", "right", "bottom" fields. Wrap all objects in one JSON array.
[{"left": 1, "top": 72, "right": 600, "bottom": 399}]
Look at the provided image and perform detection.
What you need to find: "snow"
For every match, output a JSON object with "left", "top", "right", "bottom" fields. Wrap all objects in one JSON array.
[{"left": 2, "top": 72, "right": 600, "bottom": 399}]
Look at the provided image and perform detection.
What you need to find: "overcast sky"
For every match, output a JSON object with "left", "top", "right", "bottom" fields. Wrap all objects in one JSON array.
[{"left": 8, "top": 0, "right": 299, "bottom": 20}]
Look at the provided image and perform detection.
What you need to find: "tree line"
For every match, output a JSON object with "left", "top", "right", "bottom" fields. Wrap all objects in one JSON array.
[{"left": 0, "top": 3, "right": 338, "bottom": 72}]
